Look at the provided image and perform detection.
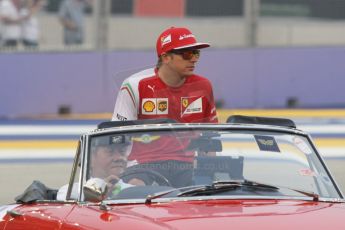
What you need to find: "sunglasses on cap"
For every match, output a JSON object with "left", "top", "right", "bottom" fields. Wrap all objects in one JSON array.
[{"left": 169, "top": 49, "right": 201, "bottom": 60}]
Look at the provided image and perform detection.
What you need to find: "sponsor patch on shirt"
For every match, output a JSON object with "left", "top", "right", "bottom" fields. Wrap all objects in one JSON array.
[
  {"left": 254, "top": 135, "right": 280, "bottom": 152},
  {"left": 181, "top": 96, "right": 203, "bottom": 116},
  {"left": 142, "top": 99, "right": 156, "bottom": 113},
  {"left": 142, "top": 98, "right": 168, "bottom": 115},
  {"left": 157, "top": 99, "right": 168, "bottom": 114},
  {"left": 116, "top": 113, "right": 127, "bottom": 121}
]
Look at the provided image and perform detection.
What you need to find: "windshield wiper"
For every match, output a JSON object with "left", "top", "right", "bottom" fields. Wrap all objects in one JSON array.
[
  {"left": 145, "top": 179, "right": 319, "bottom": 204},
  {"left": 177, "top": 180, "right": 279, "bottom": 197},
  {"left": 281, "top": 187, "right": 319, "bottom": 201},
  {"left": 178, "top": 180, "right": 319, "bottom": 201},
  {"left": 145, "top": 180, "right": 278, "bottom": 204},
  {"left": 145, "top": 185, "right": 204, "bottom": 204}
]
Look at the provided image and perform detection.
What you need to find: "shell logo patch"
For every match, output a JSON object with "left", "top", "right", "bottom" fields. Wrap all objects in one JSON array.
[
  {"left": 143, "top": 100, "right": 155, "bottom": 112},
  {"left": 181, "top": 96, "right": 203, "bottom": 116},
  {"left": 142, "top": 98, "right": 168, "bottom": 115}
]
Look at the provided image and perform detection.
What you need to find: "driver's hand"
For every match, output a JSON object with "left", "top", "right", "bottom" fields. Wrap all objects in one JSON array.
[{"left": 104, "top": 175, "right": 120, "bottom": 192}]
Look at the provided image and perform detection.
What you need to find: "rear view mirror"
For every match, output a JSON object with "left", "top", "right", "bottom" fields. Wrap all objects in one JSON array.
[{"left": 188, "top": 138, "right": 222, "bottom": 152}]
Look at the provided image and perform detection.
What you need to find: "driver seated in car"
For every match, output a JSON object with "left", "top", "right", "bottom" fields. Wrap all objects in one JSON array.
[{"left": 57, "top": 135, "right": 134, "bottom": 200}]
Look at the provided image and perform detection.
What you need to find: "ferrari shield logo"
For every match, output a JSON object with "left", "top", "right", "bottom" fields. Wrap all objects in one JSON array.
[
  {"left": 182, "top": 98, "right": 189, "bottom": 108},
  {"left": 181, "top": 96, "right": 203, "bottom": 116},
  {"left": 161, "top": 34, "right": 171, "bottom": 46}
]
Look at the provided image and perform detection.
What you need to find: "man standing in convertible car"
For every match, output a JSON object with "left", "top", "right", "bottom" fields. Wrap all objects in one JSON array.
[
  {"left": 112, "top": 27, "right": 218, "bottom": 187},
  {"left": 112, "top": 26, "right": 218, "bottom": 123}
]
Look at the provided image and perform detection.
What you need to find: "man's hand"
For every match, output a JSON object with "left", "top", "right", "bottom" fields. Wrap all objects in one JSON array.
[
  {"left": 104, "top": 175, "right": 120, "bottom": 192},
  {"left": 128, "top": 178, "right": 145, "bottom": 186}
]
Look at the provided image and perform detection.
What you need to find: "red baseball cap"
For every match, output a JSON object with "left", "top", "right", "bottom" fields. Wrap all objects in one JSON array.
[{"left": 156, "top": 27, "right": 210, "bottom": 57}]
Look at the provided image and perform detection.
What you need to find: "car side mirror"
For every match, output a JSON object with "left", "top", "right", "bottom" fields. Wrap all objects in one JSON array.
[{"left": 83, "top": 178, "right": 108, "bottom": 202}]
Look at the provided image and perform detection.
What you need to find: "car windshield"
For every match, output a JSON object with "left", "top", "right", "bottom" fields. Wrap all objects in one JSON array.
[{"left": 86, "top": 128, "right": 341, "bottom": 201}]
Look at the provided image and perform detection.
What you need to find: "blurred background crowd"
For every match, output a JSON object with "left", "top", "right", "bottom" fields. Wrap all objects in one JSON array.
[
  {"left": 0, "top": 0, "right": 345, "bottom": 50},
  {"left": 2, "top": 0, "right": 345, "bottom": 50}
]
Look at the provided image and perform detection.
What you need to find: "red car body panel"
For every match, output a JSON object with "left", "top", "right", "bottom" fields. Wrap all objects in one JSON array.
[
  {"left": 1, "top": 204, "right": 74, "bottom": 229},
  {"left": 1, "top": 199, "right": 345, "bottom": 229}
]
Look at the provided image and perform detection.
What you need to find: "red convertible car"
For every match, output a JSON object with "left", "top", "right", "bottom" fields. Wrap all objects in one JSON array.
[{"left": 1, "top": 116, "right": 344, "bottom": 229}]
